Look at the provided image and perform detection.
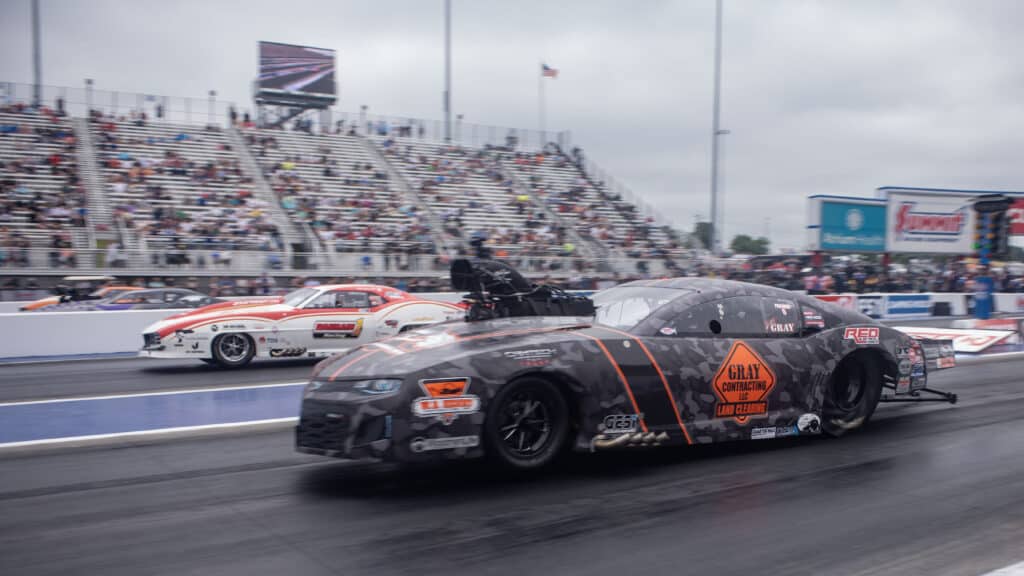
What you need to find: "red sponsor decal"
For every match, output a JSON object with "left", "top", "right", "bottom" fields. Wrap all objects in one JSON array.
[
  {"left": 315, "top": 322, "right": 358, "bottom": 332},
  {"left": 412, "top": 378, "right": 479, "bottom": 424},
  {"left": 894, "top": 202, "right": 966, "bottom": 235},
  {"left": 844, "top": 326, "right": 880, "bottom": 345},
  {"left": 712, "top": 341, "right": 776, "bottom": 423},
  {"left": 1009, "top": 199, "right": 1024, "bottom": 236},
  {"left": 815, "top": 294, "right": 856, "bottom": 310}
]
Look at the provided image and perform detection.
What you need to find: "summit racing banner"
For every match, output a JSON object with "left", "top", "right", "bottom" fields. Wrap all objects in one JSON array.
[{"left": 885, "top": 190, "right": 976, "bottom": 254}]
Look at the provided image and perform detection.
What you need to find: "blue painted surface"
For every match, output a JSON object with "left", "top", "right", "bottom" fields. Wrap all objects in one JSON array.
[
  {"left": 0, "top": 352, "right": 138, "bottom": 364},
  {"left": 819, "top": 201, "right": 887, "bottom": 252},
  {"left": 0, "top": 384, "right": 304, "bottom": 444},
  {"left": 886, "top": 294, "right": 931, "bottom": 317}
]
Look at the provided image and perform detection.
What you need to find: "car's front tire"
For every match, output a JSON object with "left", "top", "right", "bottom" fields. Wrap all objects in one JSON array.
[
  {"left": 484, "top": 377, "right": 569, "bottom": 471},
  {"left": 211, "top": 333, "right": 255, "bottom": 368},
  {"left": 823, "top": 352, "right": 883, "bottom": 437}
]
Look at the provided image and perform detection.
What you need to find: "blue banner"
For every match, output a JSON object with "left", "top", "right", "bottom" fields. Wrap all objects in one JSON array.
[
  {"left": 885, "top": 294, "right": 931, "bottom": 318},
  {"left": 820, "top": 201, "right": 887, "bottom": 252}
]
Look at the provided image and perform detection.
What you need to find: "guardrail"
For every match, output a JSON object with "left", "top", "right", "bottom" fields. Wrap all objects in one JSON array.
[{"left": 4, "top": 291, "right": 1024, "bottom": 361}]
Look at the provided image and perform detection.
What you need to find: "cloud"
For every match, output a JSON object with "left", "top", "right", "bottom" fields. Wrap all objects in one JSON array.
[{"left": 1, "top": 0, "right": 1022, "bottom": 251}]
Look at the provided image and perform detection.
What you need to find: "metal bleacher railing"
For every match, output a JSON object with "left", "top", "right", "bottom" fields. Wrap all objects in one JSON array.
[{"left": 0, "top": 246, "right": 668, "bottom": 278}]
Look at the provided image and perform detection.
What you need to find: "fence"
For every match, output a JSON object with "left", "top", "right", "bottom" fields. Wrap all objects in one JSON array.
[
  {"left": 1, "top": 81, "right": 569, "bottom": 150},
  {"left": 0, "top": 247, "right": 668, "bottom": 278}
]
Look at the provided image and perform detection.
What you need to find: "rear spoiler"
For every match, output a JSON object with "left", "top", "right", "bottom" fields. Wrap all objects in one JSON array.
[{"left": 910, "top": 337, "right": 956, "bottom": 371}]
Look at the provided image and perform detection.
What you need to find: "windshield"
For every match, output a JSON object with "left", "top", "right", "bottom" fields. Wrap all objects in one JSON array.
[
  {"left": 283, "top": 287, "right": 318, "bottom": 307},
  {"left": 592, "top": 286, "right": 688, "bottom": 330}
]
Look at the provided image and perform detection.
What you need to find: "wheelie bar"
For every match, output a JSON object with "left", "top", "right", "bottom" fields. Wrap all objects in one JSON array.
[{"left": 880, "top": 387, "right": 958, "bottom": 404}]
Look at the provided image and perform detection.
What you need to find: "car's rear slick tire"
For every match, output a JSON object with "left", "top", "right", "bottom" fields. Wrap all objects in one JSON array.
[
  {"left": 211, "top": 333, "right": 255, "bottom": 368},
  {"left": 484, "top": 377, "right": 568, "bottom": 471},
  {"left": 823, "top": 352, "right": 883, "bottom": 437}
]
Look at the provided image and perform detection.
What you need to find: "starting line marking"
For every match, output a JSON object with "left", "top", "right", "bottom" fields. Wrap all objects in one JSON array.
[{"left": 0, "top": 381, "right": 307, "bottom": 407}]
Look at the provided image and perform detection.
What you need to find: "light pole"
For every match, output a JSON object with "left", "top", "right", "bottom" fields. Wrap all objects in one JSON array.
[
  {"left": 443, "top": 0, "right": 452, "bottom": 142},
  {"left": 716, "top": 127, "right": 730, "bottom": 250},
  {"left": 709, "top": 0, "right": 724, "bottom": 254},
  {"left": 207, "top": 90, "right": 216, "bottom": 126},
  {"left": 31, "top": 0, "right": 41, "bottom": 108},
  {"left": 85, "top": 78, "right": 94, "bottom": 113}
]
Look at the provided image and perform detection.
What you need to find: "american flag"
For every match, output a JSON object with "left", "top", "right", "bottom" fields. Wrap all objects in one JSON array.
[{"left": 542, "top": 64, "right": 559, "bottom": 78}]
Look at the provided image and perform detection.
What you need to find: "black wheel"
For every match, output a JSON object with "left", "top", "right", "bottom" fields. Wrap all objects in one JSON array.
[
  {"left": 211, "top": 333, "right": 255, "bottom": 368},
  {"left": 823, "top": 353, "right": 883, "bottom": 437},
  {"left": 484, "top": 377, "right": 569, "bottom": 471}
]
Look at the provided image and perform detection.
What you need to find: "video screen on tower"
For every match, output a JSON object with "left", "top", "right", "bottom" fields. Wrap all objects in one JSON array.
[{"left": 257, "top": 41, "right": 336, "bottom": 98}]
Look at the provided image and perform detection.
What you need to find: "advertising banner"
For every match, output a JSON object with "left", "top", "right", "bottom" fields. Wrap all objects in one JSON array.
[
  {"left": 819, "top": 201, "right": 886, "bottom": 252},
  {"left": 856, "top": 294, "right": 884, "bottom": 318},
  {"left": 884, "top": 294, "right": 931, "bottom": 318},
  {"left": 886, "top": 190, "right": 976, "bottom": 253},
  {"left": 1009, "top": 198, "right": 1024, "bottom": 236}
]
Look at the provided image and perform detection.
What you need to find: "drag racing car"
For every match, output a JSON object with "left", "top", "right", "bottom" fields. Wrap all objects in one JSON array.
[
  {"left": 141, "top": 284, "right": 465, "bottom": 367},
  {"left": 296, "top": 259, "right": 957, "bottom": 470},
  {"left": 46, "top": 288, "right": 220, "bottom": 312},
  {"left": 20, "top": 277, "right": 141, "bottom": 311}
]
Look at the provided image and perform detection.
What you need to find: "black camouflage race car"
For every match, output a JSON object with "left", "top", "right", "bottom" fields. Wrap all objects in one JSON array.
[{"left": 296, "top": 260, "right": 957, "bottom": 470}]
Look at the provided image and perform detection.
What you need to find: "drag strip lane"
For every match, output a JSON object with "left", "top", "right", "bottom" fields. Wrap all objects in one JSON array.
[
  {"left": 0, "top": 362, "right": 1023, "bottom": 575},
  {"left": 0, "top": 357, "right": 318, "bottom": 403}
]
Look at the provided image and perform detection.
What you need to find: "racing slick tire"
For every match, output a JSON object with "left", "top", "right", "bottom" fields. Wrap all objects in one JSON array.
[
  {"left": 823, "top": 352, "right": 883, "bottom": 437},
  {"left": 211, "top": 333, "right": 255, "bottom": 368},
  {"left": 484, "top": 377, "right": 569, "bottom": 471}
]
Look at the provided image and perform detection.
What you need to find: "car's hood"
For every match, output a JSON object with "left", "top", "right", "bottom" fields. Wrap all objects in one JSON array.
[
  {"left": 312, "top": 316, "right": 594, "bottom": 380},
  {"left": 160, "top": 297, "right": 280, "bottom": 321},
  {"left": 145, "top": 303, "right": 294, "bottom": 337}
]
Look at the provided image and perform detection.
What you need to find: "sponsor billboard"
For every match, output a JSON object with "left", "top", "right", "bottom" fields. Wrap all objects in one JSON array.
[
  {"left": 885, "top": 294, "right": 931, "bottom": 318},
  {"left": 819, "top": 200, "right": 886, "bottom": 252},
  {"left": 257, "top": 41, "right": 336, "bottom": 102},
  {"left": 884, "top": 190, "right": 976, "bottom": 253},
  {"left": 1009, "top": 198, "right": 1024, "bottom": 236}
]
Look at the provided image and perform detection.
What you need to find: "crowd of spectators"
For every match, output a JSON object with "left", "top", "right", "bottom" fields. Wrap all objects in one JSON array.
[
  {"left": 248, "top": 129, "right": 435, "bottom": 255},
  {"left": 92, "top": 111, "right": 282, "bottom": 251},
  {"left": 0, "top": 104, "right": 88, "bottom": 238}
]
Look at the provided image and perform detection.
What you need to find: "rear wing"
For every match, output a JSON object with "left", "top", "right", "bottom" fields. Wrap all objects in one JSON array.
[{"left": 911, "top": 337, "right": 956, "bottom": 371}]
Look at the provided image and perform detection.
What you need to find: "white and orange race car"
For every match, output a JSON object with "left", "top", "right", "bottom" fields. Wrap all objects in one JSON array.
[{"left": 140, "top": 284, "right": 464, "bottom": 367}]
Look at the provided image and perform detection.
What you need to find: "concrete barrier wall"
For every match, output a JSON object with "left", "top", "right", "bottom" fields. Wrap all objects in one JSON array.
[
  {"left": 0, "top": 310, "right": 188, "bottom": 359},
  {"left": 0, "top": 291, "right": 1018, "bottom": 361}
]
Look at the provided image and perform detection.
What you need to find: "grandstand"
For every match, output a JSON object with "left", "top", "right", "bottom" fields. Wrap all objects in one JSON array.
[
  {"left": 0, "top": 85, "right": 680, "bottom": 278},
  {"left": 0, "top": 106, "right": 87, "bottom": 259}
]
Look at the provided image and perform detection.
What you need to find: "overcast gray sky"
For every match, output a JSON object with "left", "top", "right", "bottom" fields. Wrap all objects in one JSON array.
[{"left": 2, "top": 0, "right": 1023, "bottom": 250}]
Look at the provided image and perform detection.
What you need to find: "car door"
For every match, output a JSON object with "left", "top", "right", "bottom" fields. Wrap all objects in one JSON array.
[
  {"left": 282, "top": 290, "right": 381, "bottom": 355},
  {"left": 636, "top": 294, "right": 818, "bottom": 442}
]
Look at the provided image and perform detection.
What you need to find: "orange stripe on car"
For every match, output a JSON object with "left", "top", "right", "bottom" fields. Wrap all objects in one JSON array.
[
  {"left": 591, "top": 326, "right": 693, "bottom": 445},
  {"left": 326, "top": 349, "right": 378, "bottom": 381},
  {"left": 575, "top": 332, "right": 648, "bottom": 434}
]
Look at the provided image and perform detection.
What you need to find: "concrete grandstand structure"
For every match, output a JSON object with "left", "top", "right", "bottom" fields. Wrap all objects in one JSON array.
[{"left": 0, "top": 83, "right": 686, "bottom": 279}]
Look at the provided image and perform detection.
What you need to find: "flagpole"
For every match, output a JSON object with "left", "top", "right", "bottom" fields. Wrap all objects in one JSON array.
[{"left": 538, "top": 61, "right": 545, "bottom": 147}]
